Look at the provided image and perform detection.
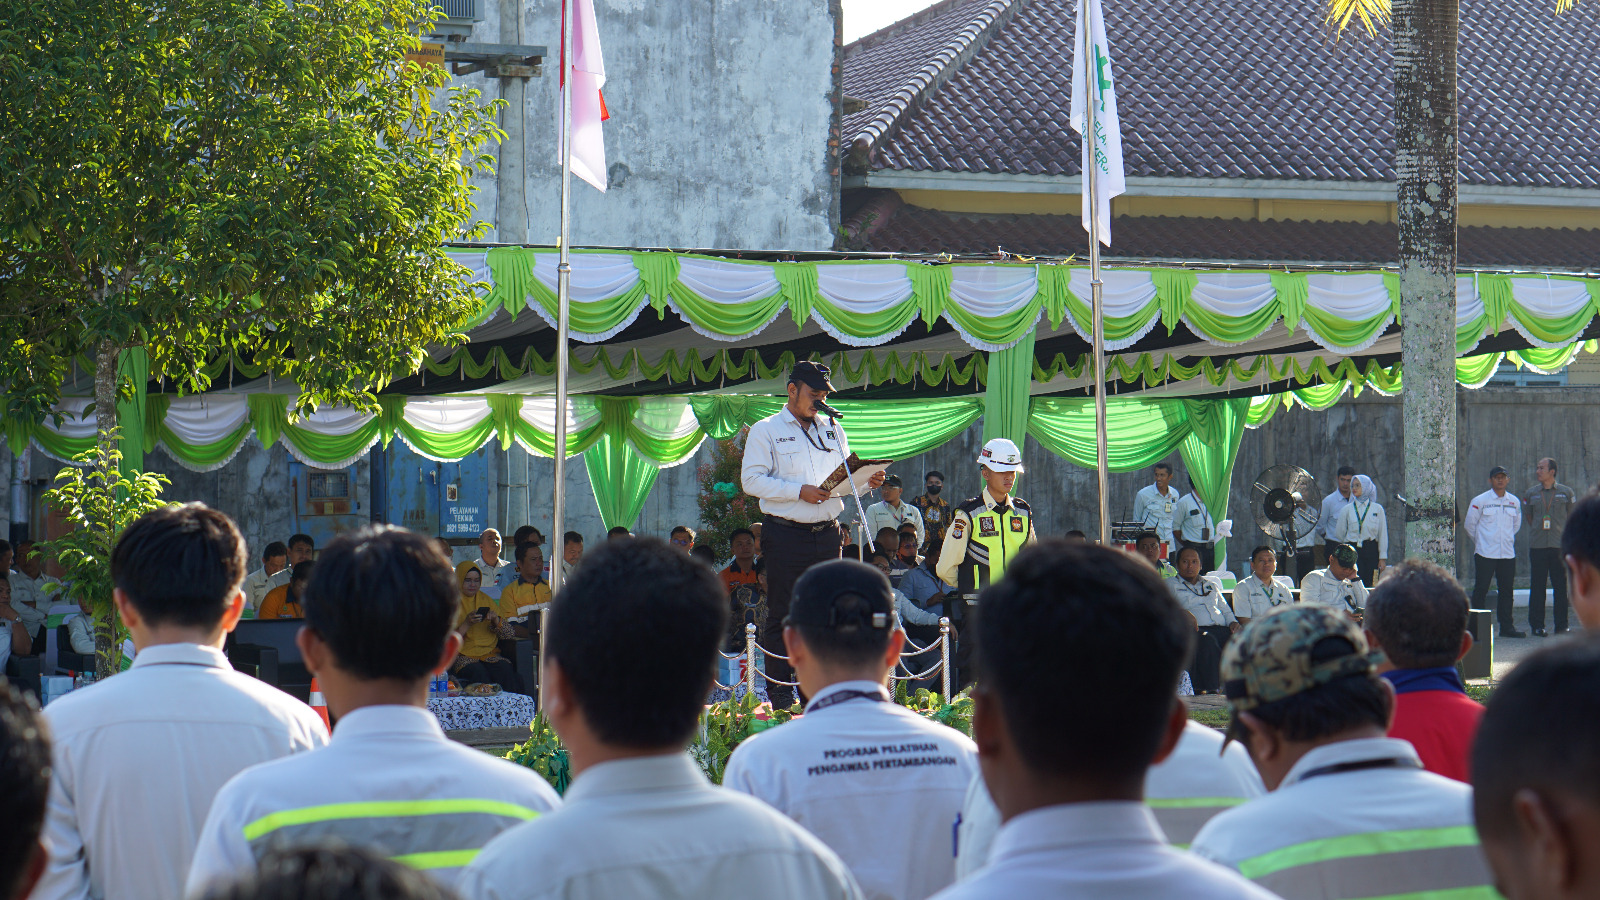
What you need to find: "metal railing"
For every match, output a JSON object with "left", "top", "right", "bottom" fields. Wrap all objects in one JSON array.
[{"left": 720, "top": 619, "right": 953, "bottom": 702}]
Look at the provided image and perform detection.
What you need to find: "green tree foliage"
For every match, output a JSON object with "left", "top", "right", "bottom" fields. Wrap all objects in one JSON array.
[
  {"left": 695, "top": 428, "right": 757, "bottom": 560},
  {"left": 42, "top": 431, "right": 171, "bottom": 678},
  {"left": 0, "top": 0, "right": 504, "bottom": 447}
]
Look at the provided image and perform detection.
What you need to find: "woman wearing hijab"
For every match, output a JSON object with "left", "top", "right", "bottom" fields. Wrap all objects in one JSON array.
[
  {"left": 1335, "top": 474, "right": 1389, "bottom": 585},
  {"left": 451, "top": 561, "right": 524, "bottom": 694}
]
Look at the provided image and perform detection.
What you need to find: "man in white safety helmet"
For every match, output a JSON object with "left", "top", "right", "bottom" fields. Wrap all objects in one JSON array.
[{"left": 938, "top": 438, "right": 1037, "bottom": 687}]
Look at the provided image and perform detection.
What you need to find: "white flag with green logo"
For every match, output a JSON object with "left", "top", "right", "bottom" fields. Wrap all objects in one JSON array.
[{"left": 1070, "top": 0, "right": 1125, "bottom": 247}]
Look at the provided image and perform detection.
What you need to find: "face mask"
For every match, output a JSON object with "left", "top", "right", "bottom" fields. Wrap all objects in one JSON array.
[{"left": 926, "top": 484, "right": 941, "bottom": 496}]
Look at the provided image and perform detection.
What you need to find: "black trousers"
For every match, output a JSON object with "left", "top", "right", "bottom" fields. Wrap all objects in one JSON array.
[
  {"left": 1190, "top": 626, "right": 1232, "bottom": 693},
  {"left": 1356, "top": 539, "right": 1381, "bottom": 587},
  {"left": 456, "top": 658, "right": 525, "bottom": 695},
  {"left": 1529, "top": 547, "right": 1569, "bottom": 632},
  {"left": 761, "top": 517, "right": 845, "bottom": 708},
  {"left": 1472, "top": 554, "right": 1519, "bottom": 632}
]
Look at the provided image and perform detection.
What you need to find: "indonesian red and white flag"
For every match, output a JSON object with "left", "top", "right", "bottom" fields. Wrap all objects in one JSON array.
[{"left": 560, "top": 0, "right": 609, "bottom": 192}]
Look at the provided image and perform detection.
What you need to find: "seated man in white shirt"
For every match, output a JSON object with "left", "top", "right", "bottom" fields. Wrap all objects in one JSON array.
[
  {"left": 1300, "top": 543, "right": 1370, "bottom": 618},
  {"left": 1234, "top": 545, "right": 1295, "bottom": 625},
  {"left": 1165, "top": 545, "right": 1241, "bottom": 694},
  {"left": 725, "top": 559, "right": 978, "bottom": 900},
  {"left": 1, "top": 682, "right": 51, "bottom": 900},
  {"left": 934, "top": 540, "right": 1275, "bottom": 900},
  {"left": 459, "top": 537, "right": 863, "bottom": 900},
  {"left": 39, "top": 504, "right": 329, "bottom": 900},
  {"left": 240, "top": 541, "right": 288, "bottom": 612},
  {"left": 188, "top": 526, "right": 560, "bottom": 894},
  {"left": 0, "top": 579, "right": 35, "bottom": 676}
]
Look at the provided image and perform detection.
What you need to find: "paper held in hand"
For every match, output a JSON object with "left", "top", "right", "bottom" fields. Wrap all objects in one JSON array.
[{"left": 819, "top": 454, "right": 893, "bottom": 498}]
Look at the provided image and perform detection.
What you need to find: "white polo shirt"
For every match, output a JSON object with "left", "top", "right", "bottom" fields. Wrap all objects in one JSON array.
[
  {"left": 864, "top": 500, "right": 926, "bottom": 548},
  {"left": 1133, "top": 484, "right": 1180, "bottom": 545},
  {"left": 936, "top": 802, "right": 1278, "bottom": 900},
  {"left": 742, "top": 406, "right": 854, "bottom": 523},
  {"left": 1300, "top": 568, "right": 1369, "bottom": 612},
  {"left": 1463, "top": 488, "right": 1522, "bottom": 559},
  {"left": 188, "top": 704, "right": 559, "bottom": 895},
  {"left": 724, "top": 680, "right": 978, "bottom": 900},
  {"left": 39, "top": 643, "right": 328, "bottom": 900},
  {"left": 1167, "top": 576, "right": 1237, "bottom": 628},
  {"left": 1234, "top": 575, "right": 1294, "bottom": 620}
]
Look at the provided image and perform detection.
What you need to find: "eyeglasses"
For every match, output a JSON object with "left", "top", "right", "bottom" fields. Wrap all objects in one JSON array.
[{"left": 670, "top": 539, "right": 690, "bottom": 546}]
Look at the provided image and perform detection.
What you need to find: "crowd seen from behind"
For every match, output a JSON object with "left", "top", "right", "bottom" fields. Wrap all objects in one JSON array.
[{"left": 7, "top": 471, "right": 1600, "bottom": 900}]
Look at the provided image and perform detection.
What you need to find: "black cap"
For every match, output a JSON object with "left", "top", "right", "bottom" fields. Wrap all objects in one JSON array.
[
  {"left": 1489, "top": 465, "right": 1508, "bottom": 478},
  {"left": 785, "top": 559, "right": 893, "bottom": 631},
  {"left": 881, "top": 473, "right": 902, "bottom": 488},
  {"left": 789, "top": 361, "right": 836, "bottom": 392}
]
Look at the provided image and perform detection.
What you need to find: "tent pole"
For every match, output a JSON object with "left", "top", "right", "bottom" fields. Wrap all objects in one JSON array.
[
  {"left": 1084, "top": 0, "right": 1111, "bottom": 545},
  {"left": 547, "top": 0, "right": 576, "bottom": 712}
]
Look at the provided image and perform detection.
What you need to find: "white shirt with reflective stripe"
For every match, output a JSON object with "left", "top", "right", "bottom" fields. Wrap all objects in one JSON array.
[
  {"left": 460, "top": 753, "right": 864, "bottom": 900},
  {"left": 1191, "top": 737, "right": 1492, "bottom": 899},
  {"left": 724, "top": 681, "right": 978, "bottom": 900},
  {"left": 742, "top": 407, "right": 853, "bottom": 522},
  {"left": 936, "top": 801, "right": 1278, "bottom": 900},
  {"left": 954, "top": 720, "right": 1264, "bottom": 877},
  {"left": 186, "top": 704, "right": 560, "bottom": 896},
  {"left": 39, "top": 643, "right": 329, "bottom": 900}
]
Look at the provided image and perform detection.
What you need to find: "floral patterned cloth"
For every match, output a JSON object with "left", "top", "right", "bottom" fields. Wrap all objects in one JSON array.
[{"left": 427, "top": 692, "right": 536, "bottom": 731}]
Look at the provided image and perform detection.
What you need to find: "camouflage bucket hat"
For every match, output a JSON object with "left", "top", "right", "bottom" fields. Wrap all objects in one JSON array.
[
  {"left": 1329, "top": 543, "right": 1358, "bottom": 568},
  {"left": 1219, "top": 605, "right": 1381, "bottom": 748}
]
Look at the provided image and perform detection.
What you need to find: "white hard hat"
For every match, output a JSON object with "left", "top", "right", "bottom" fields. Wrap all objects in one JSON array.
[{"left": 977, "top": 438, "right": 1025, "bottom": 473}]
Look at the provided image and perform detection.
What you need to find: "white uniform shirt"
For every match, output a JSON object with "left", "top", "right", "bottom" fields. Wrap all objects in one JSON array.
[
  {"left": 1463, "top": 488, "right": 1522, "bottom": 559},
  {"left": 66, "top": 614, "right": 96, "bottom": 655},
  {"left": 1317, "top": 488, "right": 1354, "bottom": 542},
  {"left": 1234, "top": 575, "right": 1295, "bottom": 620},
  {"left": 459, "top": 753, "right": 863, "bottom": 900},
  {"left": 1167, "top": 576, "right": 1238, "bottom": 628},
  {"left": 865, "top": 500, "right": 925, "bottom": 548},
  {"left": 1300, "top": 568, "right": 1369, "bottom": 612},
  {"left": 9, "top": 569, "right": 58, "bottom": 635},
  {"left": 742, "top": 406, "right": 854, "bottom": 523},
  {"left": 187, "top": 704, "right": 560, "bottom": 895},
  {"left": 725, "top": 680, "right": 978, "bottom": 900},
  {"left": 239, "top": 567, "right": 283, "bottom": 611},
  {"left": 39, "top": 643, "right": 328, "bottom": 900},
  {"left": 1336, "top": 500, "right": 1389, "bottom": 554},
  {"left": 1133, "top": 484, "right": 1180, "bottom": 545},
  {"left": 1192, "top": 738, "right": 1490, "bottom": 898},
  {"left": 936, "top": 802, "right": 1277, "bottom": 900},
  {"left": 1172, "top": 492, "right": 1216, "bottom": 543},
  {"left": 473, "top": 556, "right": 514, "bottom": 599},
  {"left": 955, "top": 721, "right": 1265, "bottom": 877}
]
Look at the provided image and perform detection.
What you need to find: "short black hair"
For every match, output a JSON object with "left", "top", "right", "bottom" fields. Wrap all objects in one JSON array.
[
  {"left": 869, "top": 551, "right": 891, "bottom": 565},
  {"left": 303, "top": 526, "right": 458, "bottom": 682},
  {"left": 1365, "top": 559, "right": 1469, "bottom": 669},
  {"left": 262, "top": 541, "right": 288, "bottom": 562},
  {"left": 111, "top": 503, "right": 248, "bottom": 629},
  {"left": 196, "top": 845, "right": 452, "bottom": 900},
  {"left": 563, "top": 531, "right": 584, "bottom": 547},
  {"left": 926, "top": 470, "right": 945, "bottom": 481},
  {"left": 1474, "top": 637, "right": 1600, "bottom": 839},
  {"left": 1563, "top": 489, "right": 1600, "bottom": 572},
  {"left": 1251, "top": 545, "right": 1274, "bottom": 562},
  {"left": 899, "top": 532, "right": 918, "bottom": 545},
  {"left": 843, "top": 543, "right": 861, "bottom": 560},
  {"left": 514, "top": 541, "right": 542, "bottom": 564},
  {"left": 1338, "top": 465, "right": 1357, "bottom": 478},
  {"left": 1176, "top": 545, "right": 1201, "bottom": 563},
  {"left": 1239, "top": 637, "right": 1391, "bottom": 742},
  {"left": 1154, "top": 462, "right": 1172, "bottom": 475},
  {"left": 288, "top": 534, "right": 315, "bottom": 551},
  {"left": 976, "top": 541, "right": 1192, "bottom": 784},
  {"left": 729, "top": 528, "right": 755, "bottom": 544},
  {"left": 607, "top": 526, "right": 631, "bottom": 539},
  {"left": 547, "top": 537, "right": 727, "bottom": 749},
  {"left": 670, "top": 525, "right": 697, "bottom": 541},
  {"left": 1542, "top": 457, "right": 1558, "bottom": 473},
  {"left": 876, "top": 526, "right": 899, "bottom": 539},
  {"left": 0, "top": 539, "right": 11, "bottom": 557},
  {"left": 289, "top": 560, "right": 314, "bottom": 584},
  {"left": 0, "top": 684, "right": 49, "bottom": 900},
  {"left": 512, "top": 526, "right": 540, "bottom": 546},
  {"left": 1135, "top": 531, "right": 1160, "bottom": 548}
]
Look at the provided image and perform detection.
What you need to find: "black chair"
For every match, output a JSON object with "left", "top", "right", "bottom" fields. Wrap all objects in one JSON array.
[
  {"left": 499, "top": 628, "right": 538, "bottom": 696},
  {"left": 4, "top": 653, "right": 42, "bottom": 699},
  {"left": 57, "top": 623, "right": 95, "bottom": 676},
  {"left": 226, "top": 619, "right": 312, "bottom": 702}
]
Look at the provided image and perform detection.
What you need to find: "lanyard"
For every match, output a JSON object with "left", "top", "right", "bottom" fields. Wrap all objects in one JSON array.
[
  {"left": 1256, "top": 578, "right": 1286, "bottom": 606},
  {"left": 1353, "top": 501, "right": 1371, "bottom": 534},
  {"left": 797, "top": 418, "right": 832, "bottom": 454},
  {"left": 808, "top": 689, "right": 886, "bottom": 713},
  {"left": 1180, "top": 579, "right": 1212, "bottom": 600},
  {"left": 1298, "top": 756, "right": 1422, "bottom": 784},
  {"left": 1187, "top": 492, "right": 1209, "bottom": 524}
]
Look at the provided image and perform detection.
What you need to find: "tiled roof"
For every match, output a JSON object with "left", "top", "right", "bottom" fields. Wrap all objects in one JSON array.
[
  {"left": 846, "top": 195, "right": 1600, "bottom": 269},
  {"left": 842, "top": 0, "right": 1600, "bottom": 187}
]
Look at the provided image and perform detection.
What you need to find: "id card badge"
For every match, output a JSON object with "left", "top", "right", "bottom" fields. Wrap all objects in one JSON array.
[
  {"left": 1544, "top": 517, "right": 1553, "bottom": 530},
  {"left": 1201, "top": 527, "right": 1210, "bottom": 542},
  {"left": 1163, "top": 501, "right": 1173, "bottom": 515}
]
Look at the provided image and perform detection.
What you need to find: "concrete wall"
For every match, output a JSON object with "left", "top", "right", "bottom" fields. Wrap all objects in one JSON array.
[{"left": 463, "top": 0, "right": 840, "bottom": 251}]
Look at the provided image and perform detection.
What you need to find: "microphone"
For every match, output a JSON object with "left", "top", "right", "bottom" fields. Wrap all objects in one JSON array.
[{"left": 815, "top": 400, "right": 846, "bottom": 420}]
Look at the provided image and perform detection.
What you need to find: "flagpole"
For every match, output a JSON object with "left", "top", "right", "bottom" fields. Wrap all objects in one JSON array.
[
  {"left": 547, "top": 0, "right": 576, "bottom": 712},
  {"left": 1083, "top": 0, "right": 1111, "bottom": 546}
]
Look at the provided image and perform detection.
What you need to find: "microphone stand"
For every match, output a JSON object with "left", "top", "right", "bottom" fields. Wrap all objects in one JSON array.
[{"left": 828, "top": 413, "right": 872, "bottom": 562}]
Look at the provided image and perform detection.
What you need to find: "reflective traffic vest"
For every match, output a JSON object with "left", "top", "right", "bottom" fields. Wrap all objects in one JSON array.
[{"left": 944, "top": 496, "right": 1034, "bottom": 592}]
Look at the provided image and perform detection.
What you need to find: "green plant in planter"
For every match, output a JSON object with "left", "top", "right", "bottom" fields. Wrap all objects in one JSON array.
[
  {"left": 42, "top": 433, "right": 170, "bottom": 679},
  {"left": 504, "top": 712, "right": 571, "bottom": 794},
  {"left": 902, "top": 687, "right": 974, "bottom": 737},
  {"left": 694, "top": 692, "right": 801, "bottom": 784}
]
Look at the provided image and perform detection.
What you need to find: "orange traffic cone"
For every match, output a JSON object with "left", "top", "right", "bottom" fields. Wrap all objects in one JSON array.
[{"left": 309, "top": 677, "right": 331, "bottom": 733}]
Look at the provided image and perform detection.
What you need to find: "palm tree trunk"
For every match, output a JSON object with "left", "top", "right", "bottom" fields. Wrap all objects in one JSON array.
[
  {"left": 1395, "top": 0, "right": 1459, "bottom": 570},
  {"left": 93, "top": 339, "right": 120, "bottom": 678}
]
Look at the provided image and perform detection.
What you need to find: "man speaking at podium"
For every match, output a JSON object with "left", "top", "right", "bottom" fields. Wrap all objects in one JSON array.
[{"left": 742, "top": 362, "right": 886, "bottom": 707}]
